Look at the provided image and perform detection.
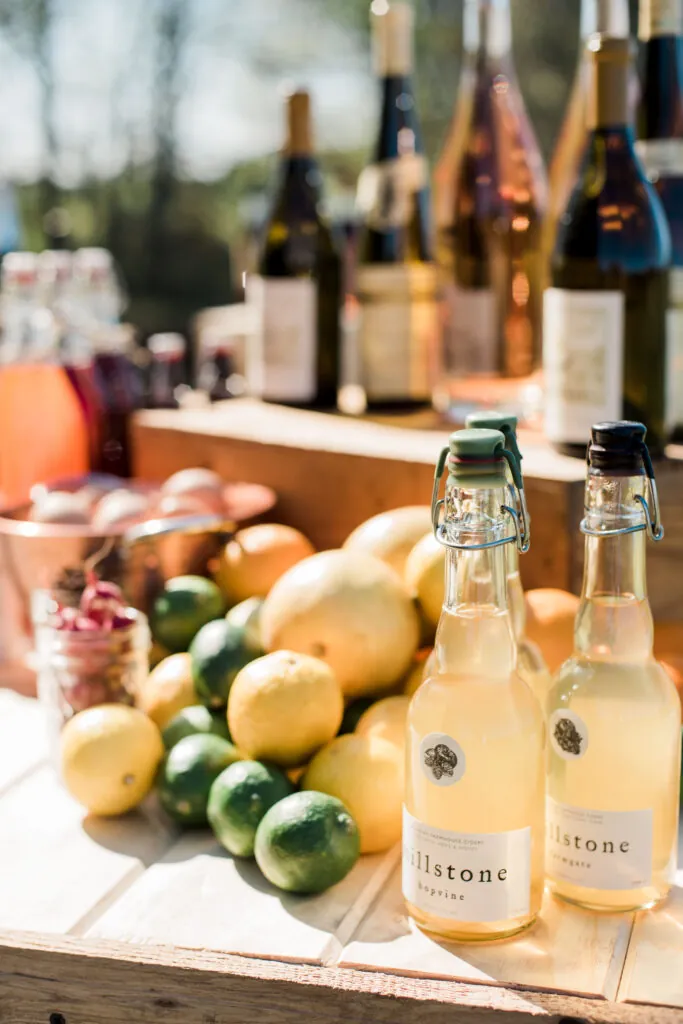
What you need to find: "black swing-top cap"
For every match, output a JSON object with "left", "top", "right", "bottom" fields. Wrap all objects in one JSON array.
[{"left": 588, "top": 421, "right": 648, "bottom": 475}]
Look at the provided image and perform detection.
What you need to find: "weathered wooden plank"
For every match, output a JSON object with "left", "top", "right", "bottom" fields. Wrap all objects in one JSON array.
[
  {"left": 617, "top": 819, "right": 683, "bottom": 1010},
  {"left": 88, "top": 831, "right": 400, "bottom": 965},
  {"left": 0, "top": 689, "right": 48, "bottom": 794},
  {"left": 0, "top": 765, "right": 174, "bottom": 936},
  {"left": 2, "top": 929, "right": 680, "bottom": 1024},
  {"left": 338, "top": 864, "right": 633, "bottom": 1000}
]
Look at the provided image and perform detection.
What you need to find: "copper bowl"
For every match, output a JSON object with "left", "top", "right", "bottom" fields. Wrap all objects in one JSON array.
[{"left": 0, "top": 477, "right": 276, "bottom": 679}]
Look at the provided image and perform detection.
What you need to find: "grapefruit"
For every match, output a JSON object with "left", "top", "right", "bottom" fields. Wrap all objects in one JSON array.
[
  {"left": 216, "top": 524, "right": 315, "bottom": 604},
  {"left": 343, "top": 506, "right": 432, "bottom": 577}
]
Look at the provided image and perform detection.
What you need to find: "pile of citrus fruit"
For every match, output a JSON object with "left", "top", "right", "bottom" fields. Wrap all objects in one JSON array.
[{"left": 59, "top": 493, "right": 681, "bottom": 895}]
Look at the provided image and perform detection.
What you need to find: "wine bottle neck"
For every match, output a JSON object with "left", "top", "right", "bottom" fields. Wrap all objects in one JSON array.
[
  {"left": 580, "top": 0, "right": 630, "bottom": 40},
  {"left": 284, "top": 92, "right": 313, "bottom": 157},
  {"left": 587, "top": 38, "right": 631, "bottom": 129},
  {"left": 639, "top": 0, "right": 683, "bottom": 40},
  {"left": 463, "top": 0, "right": 512, "bottom": 59},
  {"left": 373, "top": 4, "right": 413, "bottom": 76}
]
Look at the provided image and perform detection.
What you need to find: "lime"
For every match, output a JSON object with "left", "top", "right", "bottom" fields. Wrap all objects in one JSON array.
[
  {"left": 208, "top": 760, "right": 294, "bottom": 857},
  {"left": 157, "top": 733, "right": 241, "bottom": 827},
  {"left": 191, "top": 618, "right": 259, "bottom": 710},
  {"left": 254, "top": 790, "right": 360, "bottom": 894},
  {"left": 338, "top": 697, "right": 375, "bottom": 735},
  {"left": 151, "top": 575, "right": 225, "bottom": 653},
  {"left": 162, "top": 705, "right": 231, "bottom": 751},
  {"left": 225, "top": 597, "right": 264, "bottom": 654}
]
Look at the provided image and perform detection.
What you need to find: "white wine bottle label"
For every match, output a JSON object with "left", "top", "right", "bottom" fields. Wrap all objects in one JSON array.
[
  {"left": 357, "top": 262, "right": 437, "bottom": 400},
  {"left": 443, "top": 282, "right": 498, "bottom": 375},
  {"left": 543, "top": 288, "right": 624, "bottom": 444},
  {"left": 635, "top": 139, "right": 683, "bottom": 180},
  {"left": 246, "top": 276, "right": 316, "bottom": 402},
  {"left": 666, "top": 268, "right": 683, "bottom": 427},
  {"left": 638, "top": 0, "right": 683, "bottom": 38},
  {"left": 356, "top": 154, "right": 428, "bottom": 231},
  {"left": 546, "top": 797, "right": 654, "bottom": 891},
  {"left": 402, "top": 808, "right": 532, "bottom": 922}
]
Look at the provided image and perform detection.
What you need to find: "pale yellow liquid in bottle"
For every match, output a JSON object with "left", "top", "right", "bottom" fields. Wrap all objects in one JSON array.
[
  {"left": 547, "top": 593, "right": 680, "bottom": 911},
  {"left": 405, "top": 542, "right": 546, "bottom": 940},
  {"left": 507, "top": 563, "right": 552, "bottom": 705}
]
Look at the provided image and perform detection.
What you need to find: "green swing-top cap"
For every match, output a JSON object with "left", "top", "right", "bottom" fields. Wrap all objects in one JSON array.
[
  {"left": 445, "top": 428, "right": 510, "bottom": 488},
  {"left": 465, "top": 411, "right": 522, "bottom": 466}
]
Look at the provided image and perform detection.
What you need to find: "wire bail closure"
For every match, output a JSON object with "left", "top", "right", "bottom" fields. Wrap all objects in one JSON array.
[
  {"left": 431, "top": 445, "right": 530, "bottom": 553},
  {"left": 580, "top": 442, "right": 664, "bottom": 542}
]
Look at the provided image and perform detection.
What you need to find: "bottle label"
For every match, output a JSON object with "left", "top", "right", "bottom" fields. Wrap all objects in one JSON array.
[
  {"left": 357, "top": 154, "right": 428, "bottom": 231},
  {"left": 635, "top": 139, "right": 683, "bottom": 180},
  {"left": 419, "top": 732, "right": 467, "bottom": 786},
  {"left": 549, "top": 709, "right": 589, "bottom": 761},
  {"left": 357, "top": 262, "right": 437, "bottom": 400},
  {"left": 402, "top": 808, "right": 532, "bottom": 922},
  {"left": 443, "top": 283, "right": 498, "bottom": 376},
  {"left": 543, "top": 287, "right": 624, "bottom": 444},
  {"left": 546, "top": 798, "right": 654, "bottom": 891},
  {"left": 666, "top": 267, "right": 683, "bottom": 427},
  {"left": 246, "top": 276, "right": 316, "bottom": 401},
  {"left": 638, "top": 0, "right": 683, "bottom": 38}
]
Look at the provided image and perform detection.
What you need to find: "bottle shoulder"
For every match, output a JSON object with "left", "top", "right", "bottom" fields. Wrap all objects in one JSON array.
[{"left": 549, "top": 655, "right": 682, "bottom": 712}]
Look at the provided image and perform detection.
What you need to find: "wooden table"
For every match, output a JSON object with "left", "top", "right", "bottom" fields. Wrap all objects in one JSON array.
[{"left": 2, "top": 690, "right": 682, "bottom": 1024}]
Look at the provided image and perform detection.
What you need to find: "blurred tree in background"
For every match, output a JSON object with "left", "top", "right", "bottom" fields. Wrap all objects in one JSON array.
[{"left": 0, "top": 0, "right": 638, "bottom": 339}]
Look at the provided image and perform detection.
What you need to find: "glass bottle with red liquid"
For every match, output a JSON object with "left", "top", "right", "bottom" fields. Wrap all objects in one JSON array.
[
  {"left": 146, "top": 332, "right": 186, "bottom": 409},
  {"left": 91, "top": 323, "right": 144, "bottom": 479}
]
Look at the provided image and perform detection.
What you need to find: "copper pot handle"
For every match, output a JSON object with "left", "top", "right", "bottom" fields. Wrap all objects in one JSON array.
[{"left": 122, "top": 513, "right": 236, "bottom": 546}]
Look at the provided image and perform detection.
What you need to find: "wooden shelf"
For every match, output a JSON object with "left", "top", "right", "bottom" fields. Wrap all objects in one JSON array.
[
  {"left": 132, "top": 400, "right": 683, "bottom": 620},
  {"left": 1, "top": 689, "right": 681, "bottom": 1024}
]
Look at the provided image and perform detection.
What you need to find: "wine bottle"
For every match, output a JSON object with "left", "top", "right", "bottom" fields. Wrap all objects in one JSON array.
[
  {"left": 247, "top": 90, "right": 341, "bottom": 408},
  {"left": 355, "top": 2, "right": 437, "bottom": 410},
  {"left": 434, "top": 0, "right": 547, "bottom": 387},
  {"left": 546, "top": 422, "right": 680, "bottom": 912},
  {"left": 544, "top": 35, "right": 672, "bottom": 459},
  {"left": 545, "top": 0, "right": 630, "bottom": 260},
  {"left": 636, "top": 0, "right": 683, "bottom": 440}
]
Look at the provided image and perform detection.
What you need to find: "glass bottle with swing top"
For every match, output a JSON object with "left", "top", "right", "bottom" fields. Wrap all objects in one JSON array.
[
  {"left": 546, "top": 421, "right": 680, "bottom": 912},
  {"left": 403, "top": 428, "right": 545, "bottom": 942},
  {"left": 466, "top": 411, "right": 552, "bottom": 704}
]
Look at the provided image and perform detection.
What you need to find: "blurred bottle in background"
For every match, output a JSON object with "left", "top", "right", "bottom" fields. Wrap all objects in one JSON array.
[
  {"left": 637, "top": 0, "right": 683, "bottom": 441},
  {"left": 91, "top": 323, "right": 144, "bottom": 478},
  {"left": 0, "top": 254, "right": 89, "bottom": 506},
  {"left": 434, "top": 0, "right": 547, "bottom": 416},
  {"left": 197, "top": 330, "right": 243, "bottom": 402},
  {"left": 545, "top": 0, "right": 630, "bottom": 263},
  {"left": 146, "top": 332, "right": 186, "bottom": 410},
  {"left": 246, "top": 89, "right": 342, "bottom": 409},
  {"left": 355, "top": 2, "right": 437, "bottom": 412}
]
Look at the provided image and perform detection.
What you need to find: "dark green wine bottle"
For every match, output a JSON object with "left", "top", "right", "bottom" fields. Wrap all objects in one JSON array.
[
  {"left": 247, "top": 90, "right": 341, "bottom": 409},
  {"left": 355, "top": 2, "right": 438, "bottom": 411},
  {"left": 544, "top": 35, "right": 671, "bottom": 459}
]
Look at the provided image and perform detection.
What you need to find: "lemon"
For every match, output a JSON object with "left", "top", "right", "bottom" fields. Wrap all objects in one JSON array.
[
  {"left": 216, "top": 524, "right": 315, "bottom": 605},
  {"left": 261, "top": 549, "right": 420, "bottom": 699},
  {"left": 343, "top": 506, "right": 432, "bottom": 577},
  {"left": 356, "top": 695, "right": 409, "bottom": 753},
  {"left": 302, "top": 733, "right": 403, "bottom": 854},
  {"left": 228, "top": 651, "right": 344, "bottom": 768},
  {"left": 61, "top": 704, "right": 164, "bottom": 816},
  {"left": 137, "top": 652, "right": 196, "bottom": 729},
  {"left": 405, "top": 532, "right": 445, "bottom": 630}
]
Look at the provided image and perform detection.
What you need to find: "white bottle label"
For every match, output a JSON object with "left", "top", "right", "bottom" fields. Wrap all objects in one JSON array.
[
  {"left": 357, "top": 262, "right": 437, "bottom": 400},
  {"left": 443, "top": 282, "right": 498, "bottom": 376},
  {"left": 356, "top": 154, "right": 428, "bottom": 231},
  {"left": 546, "top": 797, "right": 654, "bottom": 891},
  {"left": 549, "top": 709, "right": 590, "bottom": 761},
  {"left": 666, "top": 267, "right": 683, "bottom": 427},
  {"left": 402, "top": 808, "right": 532, "bottom": 922},
  {"left": 543, "top": 287, "right": 624, "bottom": 444},
  {"left": 638, "top": 0, "right": 683, "bottom": 38},
  {"left": 246, "top": 276, "right": 317, "bottom": 401},
  {"left": 635, "top": 139, "right": 683, "bottom": 180}
]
